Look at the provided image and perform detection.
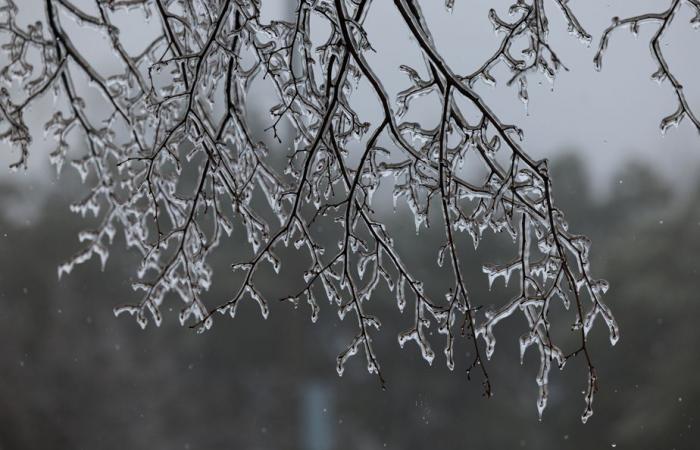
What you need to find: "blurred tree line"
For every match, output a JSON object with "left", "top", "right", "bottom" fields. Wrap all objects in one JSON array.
[{"left": 0, "top": 153, "right": 698, "bottom": 449}]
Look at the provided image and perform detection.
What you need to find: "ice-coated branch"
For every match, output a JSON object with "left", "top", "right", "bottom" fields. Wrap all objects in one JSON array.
[
  {"left": 0, "top": 0, "right": 623, "bottom": 421},
  {"left": 595, "top": 0, "right": 700, "bottom": 134}
]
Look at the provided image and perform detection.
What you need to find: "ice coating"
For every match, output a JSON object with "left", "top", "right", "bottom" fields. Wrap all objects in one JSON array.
[{"left": 0, "top": 0, "right": 635, "bottom": 420}]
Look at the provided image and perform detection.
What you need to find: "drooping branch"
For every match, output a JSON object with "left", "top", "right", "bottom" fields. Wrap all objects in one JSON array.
[
  {"left": 595, "top": 0, "right": 700, "bottom": 133},
  {"left": 0, "top": 0, "right": 623, "bottom": 421}
]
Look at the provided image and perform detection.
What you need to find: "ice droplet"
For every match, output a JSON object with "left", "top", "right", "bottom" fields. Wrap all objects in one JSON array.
[{"left": 660, "top": 105, "right": 685, "bottom": 134}]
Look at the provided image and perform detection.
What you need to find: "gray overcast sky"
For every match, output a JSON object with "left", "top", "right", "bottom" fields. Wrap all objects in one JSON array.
[
  {"left": 2, "top": 0, "right": 700, "bottom": 199},
  {"left": 357, "top": 0, "right": 700, "bottom": 196}
]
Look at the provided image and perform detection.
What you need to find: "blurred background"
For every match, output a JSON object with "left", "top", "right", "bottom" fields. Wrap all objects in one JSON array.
[
  {"left": 1, "top": 0, "right": 700, "bottom": 449},
  {"left": 2, "top": 152, "right": 700, "bottom": 450}
]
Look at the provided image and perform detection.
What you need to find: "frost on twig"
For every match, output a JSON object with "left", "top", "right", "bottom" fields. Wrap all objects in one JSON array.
[
  {"left": 0, "top": 0, "right": 621, "bottom": 421},
  {"left": 595, "top": 0, "right": 700, "bottom": 134}
]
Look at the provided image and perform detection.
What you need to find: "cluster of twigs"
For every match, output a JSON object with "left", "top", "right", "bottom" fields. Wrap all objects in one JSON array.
[{"left": 9, "top": 0, "right": 689, "bottom": 421}]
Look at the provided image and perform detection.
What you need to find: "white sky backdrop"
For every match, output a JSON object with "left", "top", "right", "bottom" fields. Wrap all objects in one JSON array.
[{"left": 2, "top": 0, "right": 699, "bottom": 202}]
